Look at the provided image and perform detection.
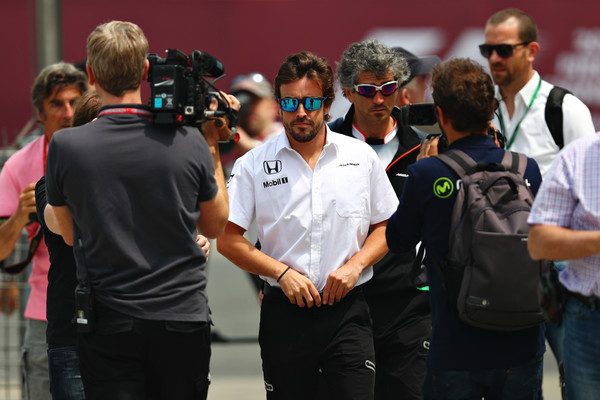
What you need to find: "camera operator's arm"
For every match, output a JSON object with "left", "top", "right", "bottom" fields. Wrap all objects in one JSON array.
[
  {"left": 197, "top": 92, "right": 239, "bottom": 238},
  {"left": 44, "top": 205, "right": 74, "bottom": 246},
  {"left": 0, "top": 183, "right": 36, "bottom": 260}
]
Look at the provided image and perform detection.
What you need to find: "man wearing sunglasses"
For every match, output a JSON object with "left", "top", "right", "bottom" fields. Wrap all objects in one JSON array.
[
  {"left": 329, "top": 39, "right": 431, "bottom": 400},
  {"left": 482, "top": 8, "right": 594, "bottom": 176},
  {"left": 482, "top": 9, "right": 595, "bottom": 397},
  {"left": 218, "top": 51, "right": 398, "bottom": 400}
]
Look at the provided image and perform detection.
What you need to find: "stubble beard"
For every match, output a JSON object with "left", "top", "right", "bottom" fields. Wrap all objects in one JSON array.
[{"left": 285, "top": 117, "right": 323, "bottom": 143}]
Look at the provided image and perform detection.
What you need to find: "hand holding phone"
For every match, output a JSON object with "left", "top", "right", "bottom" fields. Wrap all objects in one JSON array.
[{"left": 418, "top": 134, "right": 441, "bottom": 160}]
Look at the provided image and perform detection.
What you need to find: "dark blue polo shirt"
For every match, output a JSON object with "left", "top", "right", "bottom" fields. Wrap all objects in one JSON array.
[{"left": 386, "top": 134, "right": 545, "bottom": 371}]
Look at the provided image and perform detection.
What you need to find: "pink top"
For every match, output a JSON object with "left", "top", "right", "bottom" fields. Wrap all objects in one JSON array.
[{"left": 0, "top": 135, "right": 49, "bottom": 321}]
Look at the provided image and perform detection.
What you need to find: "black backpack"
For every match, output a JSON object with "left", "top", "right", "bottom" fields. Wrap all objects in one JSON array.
[
  {"left": 436, "top": 149, "right": 545, "bottom": 331},
  {"left": 540, "top": 85, "right": 571, "bottom": 325},
  {"left": 545, "top": 86, "right": 570, "bottom": 149}
]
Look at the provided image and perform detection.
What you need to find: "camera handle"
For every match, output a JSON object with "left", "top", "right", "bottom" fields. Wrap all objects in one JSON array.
[{"left": 204, "top": 109, "right": 239, "bottom": 143}]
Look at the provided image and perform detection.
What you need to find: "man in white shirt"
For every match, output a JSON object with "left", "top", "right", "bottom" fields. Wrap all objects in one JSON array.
[
  {"left": 217, "top": 51, "right": 398, "bottom": 400},
  {"left": 482, "top": 8, "right": 596, "bottom": 396},
  {"left": 482, "top": 8, "right": 595, "bottom": 176}
]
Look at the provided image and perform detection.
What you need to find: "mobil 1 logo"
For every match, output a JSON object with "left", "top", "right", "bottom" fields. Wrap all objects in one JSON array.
[{"left": 262, "top": 160, "right": 289, "bottom": 188}]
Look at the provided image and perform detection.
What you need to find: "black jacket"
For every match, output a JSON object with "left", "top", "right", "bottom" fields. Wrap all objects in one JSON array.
[{"left": 329, "top": 105, "right": 430, "bottom": 337}]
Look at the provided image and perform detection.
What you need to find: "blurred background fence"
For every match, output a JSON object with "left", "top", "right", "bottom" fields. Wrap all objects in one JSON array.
[{"left": 0, "top": 148, "right": 29, "bottom": 400}]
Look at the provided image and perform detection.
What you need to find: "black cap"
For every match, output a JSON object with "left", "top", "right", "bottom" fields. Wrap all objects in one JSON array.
[{"left": 393, "top": 47, "right": 441, "bottom": 86}]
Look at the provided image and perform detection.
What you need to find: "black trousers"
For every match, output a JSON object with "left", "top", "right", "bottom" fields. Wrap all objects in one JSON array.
[
  {"left": 367, "top": 292, "right": 431, "bottom": 400},
  {"left": 259, "top": 285, "right": 375, "bottom": 400},
  {"left": 77, "top": 303, "right": 211, "bottom": 400}
]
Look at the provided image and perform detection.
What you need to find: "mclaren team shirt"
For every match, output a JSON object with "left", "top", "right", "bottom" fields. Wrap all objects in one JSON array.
[{"left": 227, "top": 127, "right": 399, "bottom": 291}]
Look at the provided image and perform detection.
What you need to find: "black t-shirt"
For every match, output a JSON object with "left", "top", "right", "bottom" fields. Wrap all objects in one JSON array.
[
  {"left": 45, "top": 105, "right": 218, "bottom": 322},
  {"left": 35, "top": 176, "right": 78, "bottom": 346}
]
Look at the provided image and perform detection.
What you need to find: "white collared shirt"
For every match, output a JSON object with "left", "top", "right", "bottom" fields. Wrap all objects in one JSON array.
[
  {"left": 493, "top": 71, "right": 595, "bottom": 176},
  {"left": 227, "top": 126, "right": 399, "bottom": 290}
]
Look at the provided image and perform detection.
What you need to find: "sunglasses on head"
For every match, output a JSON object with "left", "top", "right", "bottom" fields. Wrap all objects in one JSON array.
[
  {"left": 478, "top": 41, "right": 531, "bottom": 59},
  {"left": 353, "top": 80, "right": 399, "bottom": 98},
  {"left": 278, "top": 97, "right": 327, "bottom": 112}
]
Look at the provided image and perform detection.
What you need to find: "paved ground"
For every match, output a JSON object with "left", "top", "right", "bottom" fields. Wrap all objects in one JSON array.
[{"left": 205, "top": 245, "right": 563, "bottom": 400}]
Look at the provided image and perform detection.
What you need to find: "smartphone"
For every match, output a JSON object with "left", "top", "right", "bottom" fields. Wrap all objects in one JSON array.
[{"left": 421, "top": 133, "right": 449, "bottom": 153}]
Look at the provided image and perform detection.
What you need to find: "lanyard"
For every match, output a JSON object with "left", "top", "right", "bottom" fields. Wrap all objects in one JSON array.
[
  {"left": 498, "top": 76, "right": 542, "bottom": 150},
  {"left": 97, "top": 107, "right": 153, "bottom": 119},
  {"left": 43, "top": 134, "right": 48, "bottom": 174}
]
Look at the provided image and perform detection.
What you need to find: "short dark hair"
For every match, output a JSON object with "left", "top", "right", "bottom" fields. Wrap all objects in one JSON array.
[
  {"left": 274, "top": 51, "right": 335, "bottom": 120},
  {"left": 31, "top": 62, "right": 88, "bottom": 114},
  {"left": 487, "top": 8, "right": 538, "bottom": 43},
  {"left": 432, "top": 58, "right": 497, "bottom": 135},
  {"left": 73, "top": 90, "right": 102, "bottom": 127}
]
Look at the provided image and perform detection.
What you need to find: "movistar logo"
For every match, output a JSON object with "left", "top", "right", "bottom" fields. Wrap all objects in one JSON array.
[{"left": 433, "top": 177, "right": 454, "bottom": 198}]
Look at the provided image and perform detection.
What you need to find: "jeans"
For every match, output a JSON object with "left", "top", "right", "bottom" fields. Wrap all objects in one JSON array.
[
  {"left": 423, "top": 355, "right": 543, "bottom": 400},
  {"left": 544, "top": 321, "right": 566, "bottom": 399},
  {"left": 48, "top": 346, "right": 85, "bottom": 400},
  {"left": 22, "top": 319, "right": 50, "bottom": 400},
  {"left": 563, "top": 297, "right": 600, "bottom": 400}
]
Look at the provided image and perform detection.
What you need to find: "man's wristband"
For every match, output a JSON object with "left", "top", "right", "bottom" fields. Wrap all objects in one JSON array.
[{"left": 277, "top": 266, "right": 291, "bottom": 283}]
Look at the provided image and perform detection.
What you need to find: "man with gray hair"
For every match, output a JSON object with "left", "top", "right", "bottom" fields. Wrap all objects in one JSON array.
[
  {"left": 0, "top": 62, "right": 87, "bottom": 400},
  {"left": 330, "top": 39, "right": 431, "bottom": 400}
]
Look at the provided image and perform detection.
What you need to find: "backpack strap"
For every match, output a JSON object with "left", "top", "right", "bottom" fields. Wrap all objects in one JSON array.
[
  {"left": 545, "top": 86, "right": 570, "bottom": 149},
  {"left": 0, "top": 223, "right": 43, "bottom": 275},
  {"left": 500, "top": 151, "right": 528, "bottom": 177},
  {"left": 436, "top": 149, "right": 478, "bottom": 177}
]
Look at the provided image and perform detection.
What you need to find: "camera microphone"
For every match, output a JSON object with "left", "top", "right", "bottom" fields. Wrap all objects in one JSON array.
[{"left": 191, "top": 50, "right": 224, "bottom": 78}]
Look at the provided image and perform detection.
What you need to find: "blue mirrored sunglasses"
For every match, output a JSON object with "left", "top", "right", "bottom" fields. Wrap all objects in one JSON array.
[{"left": 278, "top": 97, "right": 327, "bottom": 112}]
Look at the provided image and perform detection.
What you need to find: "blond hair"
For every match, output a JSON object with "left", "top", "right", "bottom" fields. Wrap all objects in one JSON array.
[{"left": 87, "top": 21, "right": 148, "bottom": 96}]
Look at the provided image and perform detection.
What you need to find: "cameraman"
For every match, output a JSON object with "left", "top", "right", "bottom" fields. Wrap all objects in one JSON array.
[
  {"left": 386, "top": 58, "right": 544, "bottom": 399},
  {"left": 44, "top": 21, "right": 236, "bottom": 399}
]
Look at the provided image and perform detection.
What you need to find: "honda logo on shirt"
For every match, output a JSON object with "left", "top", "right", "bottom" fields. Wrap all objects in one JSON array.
[{"left": 263, "top": 160, "right": 282, "bottom": 175}]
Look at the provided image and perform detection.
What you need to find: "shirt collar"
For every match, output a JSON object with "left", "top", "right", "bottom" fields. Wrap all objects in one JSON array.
[
  {"left": 516, "top": 71, "right": 541, "bottom": 106},
  {"left": 448, "top": 134, "right": 497, "bottom": 150},
  {"left": 273, "top": 124, "right": 337, "bottom": 156},
  {"left": 495, "top": 71, "right": 540, "bottom": 106}
]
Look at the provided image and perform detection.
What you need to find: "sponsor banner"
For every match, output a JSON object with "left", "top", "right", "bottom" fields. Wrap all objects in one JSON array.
[{"left": 3, "top": 2, "right": 600, "bottom": 144}]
